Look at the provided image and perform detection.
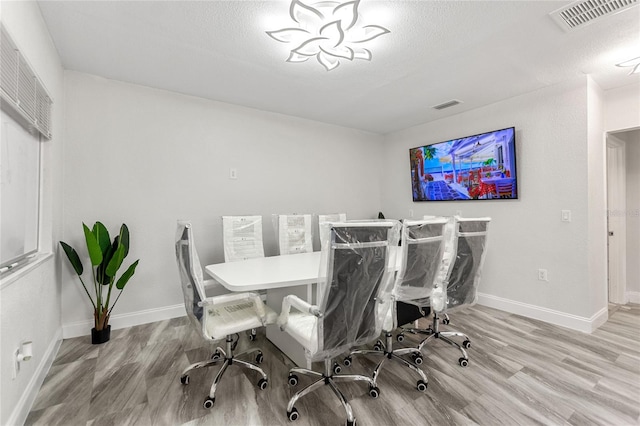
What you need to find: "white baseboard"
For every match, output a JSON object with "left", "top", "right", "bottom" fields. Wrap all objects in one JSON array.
[
  {"left": 626, "top": 291, "right": 640, "bottom": 304},
  {"left": 477, "top": 293, "right": 609, "bottom": 334},
  {"left": 62, "top": 304, "right": 186, "bottom": 339},
  {"left": 7, "top": 328, "right": 62, "bottom": 426}
]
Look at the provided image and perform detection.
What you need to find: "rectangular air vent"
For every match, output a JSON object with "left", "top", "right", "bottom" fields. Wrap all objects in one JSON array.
[
  {"left": 550, "top": 0, "right": 638, "bottom": 31},
  {"left": 432, "top": 99, "right": 462, "bottom": 110}
]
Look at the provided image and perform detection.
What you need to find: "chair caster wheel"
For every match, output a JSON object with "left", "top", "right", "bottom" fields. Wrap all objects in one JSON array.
[
  {"left": 397, "top": 333, "right": 405, "bottom": 343},
  {"left": 255, "top": 353, "right": 264, "bottom": 364},
  {"left": 333, "top": 363, "right": 342, "bottom": 374},
  {"left": 288, "top": 374, "right": 299, "bottom": 386},
  {"left": 287, "top": 407, "right": 299, "bottom": 421},
  {"left": 211, "top": 351, "right": 222, "bottom": 361},
  {"left": 462, "top": 340, "right": 471, "bottom": 349},
  {"left": 459, "top": 357, "right": 469, "bottom": 367},
  {"left": 346, "top": 418, "right": 357, "bottom": 426},
  {"left": 180, "top": 375, "right": 189, "bottom": 385},
  {"left": 368, "top": 386, "right": 380, "bottom": 398},
  {"left": 442, "top": 318, "right": 450, "bottom": 325},
  {"left": 343, "top": 356, "right": 352, "bottom": 367},
  {"left": 249, "top": 334, "right": 257, "bottom": 342},
  {"left": 257, "top": 378, "right": 268, "bottom": 390},
  {"left": 203, "top": 396, "right": 215, "bottom": 409},
  {"left": 412, "top": 353, "right": 423, "bottom": 365},
  {"left": 417, "top": 380, "right": 428, "bottom": 392}
]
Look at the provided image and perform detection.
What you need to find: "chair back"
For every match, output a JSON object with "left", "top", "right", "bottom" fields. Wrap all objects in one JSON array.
[
  {"left": 393, "top": 217, "right": 449, "bottom": 306},
  {"left": 314, "top": 220, "right": 400, "bottom": 360},
  {"left": 175, "top": 221, "right": 207, "bottom": 330},
  {"left": 441, "top": 217, "right": 490, "bottom": 311},
  {"left": 317, "top": 213, "right": 347, "bottom": 249},
  {"left": 275, "top": 214, "right": 313, "bottom": 255},
  {"left": 222, "top": 215, "right": 265, "bottom": 262}
]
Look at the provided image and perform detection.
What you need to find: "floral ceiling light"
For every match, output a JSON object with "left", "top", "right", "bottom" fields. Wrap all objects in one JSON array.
[
  {"left": 266, "top": 0, "right": 390, "bottom": 71},
  {"left": 615, "top": 56, "right": 640, "bottom": 75}
]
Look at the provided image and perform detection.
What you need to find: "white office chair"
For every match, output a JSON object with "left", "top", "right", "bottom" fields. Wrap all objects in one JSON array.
[
  {"left": 274, "top": 214, "right": 313, "bottom": 255},
  {"left": 222, "top": 215, "right": 266, "bottom": 340},
  {"left": 222, "top": 215, "right": 265, "bottom": 262},
  {"left": 175, "top": 221, "right": 277, "bottom": 409},
  {"left": 317, "top": 213, "right": 347, "bottom": 249},
  {"left": 344, "top": 217, "right": 450, "bottom": 391},
  {"left": 277, "top": 220, "right": 401, "bottom": 426},
  {"left": 398, "top": 217, "right": 491, "bottom": 367}
]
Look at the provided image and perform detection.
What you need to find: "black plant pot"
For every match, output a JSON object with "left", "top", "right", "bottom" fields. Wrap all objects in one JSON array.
[{"left": 91, "top": 325, "right": 111, "bottom": 344}]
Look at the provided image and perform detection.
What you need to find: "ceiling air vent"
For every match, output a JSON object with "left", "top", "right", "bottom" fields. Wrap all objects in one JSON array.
[
  {"left": 432, "top": 99, "right": 462, "bottom": 110},
  {"left": 550, "top": 0, "right": 638, "bottom": 32}
]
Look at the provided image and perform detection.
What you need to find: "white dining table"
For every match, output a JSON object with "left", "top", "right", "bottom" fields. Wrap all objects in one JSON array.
[{"left": 204, "top": 248, "right": 401, "bottom": 368}]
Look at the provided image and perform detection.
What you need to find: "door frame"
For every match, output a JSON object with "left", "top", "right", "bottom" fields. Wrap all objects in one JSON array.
[{"left": 606, "top": 134, "right": 627, "bottom": 304}]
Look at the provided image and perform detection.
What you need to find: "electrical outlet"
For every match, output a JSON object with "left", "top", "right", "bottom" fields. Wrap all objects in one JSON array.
[
  {"left": 561, "top": 210, "right": 571, "bottom": 222},
  {"left": 409, "top": 209, "right": 414, "bottom": 218},
  {"left": 538, "top": 269, "right": 548, "bottom": 282},
  {"left": 229, "top": 168, "right": 237, "bottom": 180}
]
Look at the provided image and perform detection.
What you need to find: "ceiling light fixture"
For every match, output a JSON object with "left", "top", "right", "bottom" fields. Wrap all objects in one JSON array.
[
  {"left": 615, "top": 57, "right": 640, "bottom": 74},
  {"left": 266, "top": 0, "right": 390, "bottom": 71}
]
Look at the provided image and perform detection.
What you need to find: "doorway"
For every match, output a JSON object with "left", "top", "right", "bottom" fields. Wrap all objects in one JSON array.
[{"left": 606, "top": 128, "right": 640, "bottom": 305}]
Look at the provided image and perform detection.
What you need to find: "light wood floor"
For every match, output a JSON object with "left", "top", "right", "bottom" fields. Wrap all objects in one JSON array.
[{"left": 25, "top": 304, "right": 640, "bottom": 426}]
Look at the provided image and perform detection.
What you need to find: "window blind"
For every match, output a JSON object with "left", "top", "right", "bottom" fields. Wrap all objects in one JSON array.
[{"left": 0, "top": 23, "right": 52, "bottom": 139}]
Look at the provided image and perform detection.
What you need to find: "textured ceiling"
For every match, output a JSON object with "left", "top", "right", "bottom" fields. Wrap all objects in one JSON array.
[{"left": 37, "top": 0, "right": 640, "bottom": 134}]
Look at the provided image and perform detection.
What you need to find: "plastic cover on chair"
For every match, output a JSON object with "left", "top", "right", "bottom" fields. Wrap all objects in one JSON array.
[
  {"left": 222, "top": 215, "right": 265, "bottom": 262},
  {"left": 309, "top": 220, "right": 400, "bottom": 361},
  {"left": 438, "top": 217, "right": 491, "bottom": 313},
  {"left": 273, "top": 214, "right": 313, "bottom": 255},
  {"left": 393, "top": 217, "right": 449, "bottom": 306},
  {"left": 176, "top": 221, "right": 273, "bottom": 341},
  {"left": 317, "top": 213, "right": 347, "bottom": 248}
]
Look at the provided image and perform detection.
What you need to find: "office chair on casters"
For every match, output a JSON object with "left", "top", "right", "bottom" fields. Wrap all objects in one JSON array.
[
  {"left": 277, "top": 220, "right": 401, "bottom": 425},
  {"left": 222, "top": 215, "right": 266, "bottom": 340},
  {"left": 397, "top": 217, "right": 491, "bottom": 367},
  {"left": 175, "top": 221, "right": 277, "bottom": 409},
  {"left": 343, "top": 217, "right": 450, "bottom": 392}
]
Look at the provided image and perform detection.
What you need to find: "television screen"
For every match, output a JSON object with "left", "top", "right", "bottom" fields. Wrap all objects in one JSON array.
[{"left": 410, "top": 127, "right": 517, "bottom": 201}]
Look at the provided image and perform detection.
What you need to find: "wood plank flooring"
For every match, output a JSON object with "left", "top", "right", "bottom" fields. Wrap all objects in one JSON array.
[{"left": 25, "top": 304, "right": 640, "bottom": 425}]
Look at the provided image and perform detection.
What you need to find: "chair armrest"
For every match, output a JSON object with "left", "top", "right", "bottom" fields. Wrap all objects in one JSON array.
[
  {"left": 199, "top": 291, "right": 268, "bottom": 324},
  {"left": 277, "top": 295, "right": 320, "bottom": 331}
]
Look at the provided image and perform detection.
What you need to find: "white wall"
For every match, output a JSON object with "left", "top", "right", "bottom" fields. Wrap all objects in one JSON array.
[
  {"left": 0, "top": 2, "right": 65, "bottom": 425},
  {"left": 604, "top": 82, "right": 640, "bottom": 133},
  {"left": 61, "top": 71, "right": 384, "bottom": 334},
  {"left": 381, "top": 77, "right": 607, "bottom": 331}
]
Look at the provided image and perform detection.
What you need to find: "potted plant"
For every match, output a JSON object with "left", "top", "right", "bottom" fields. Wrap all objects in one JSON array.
[{"left": 60, "top": 222, "right": 139, "bottom": 344}]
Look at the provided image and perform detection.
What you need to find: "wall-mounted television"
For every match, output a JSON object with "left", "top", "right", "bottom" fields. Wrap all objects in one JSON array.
[{"left": 410, "top": 127, "right": 517, "bottom": 201}]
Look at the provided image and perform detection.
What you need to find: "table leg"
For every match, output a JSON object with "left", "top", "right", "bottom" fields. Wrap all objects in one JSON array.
[{"left": 266, "top": 284, "right": 313, "bottom": 369}]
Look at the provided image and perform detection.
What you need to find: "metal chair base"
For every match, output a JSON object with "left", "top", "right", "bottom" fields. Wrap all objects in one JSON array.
[
  {"left": 345, "top": 332, "right": 428, "bottom": 391},
  {"left": 286, "top": 359, "right": 378, "bottom": 424},
  {"left": 180, "top": 334, "right": 268, "bottom": 408},
  {"left": 400, "top": 312, "right": 471, "bottom": 367}
]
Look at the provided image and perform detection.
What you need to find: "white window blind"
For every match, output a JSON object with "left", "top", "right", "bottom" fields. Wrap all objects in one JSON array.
[{"left": 0, "top": 23, "right": 52, "bottom": 139}]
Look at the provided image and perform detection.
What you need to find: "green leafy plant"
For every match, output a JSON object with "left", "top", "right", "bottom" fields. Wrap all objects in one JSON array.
[{"left": 60, "top": 222, "right": 139, "bottom": 331}]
